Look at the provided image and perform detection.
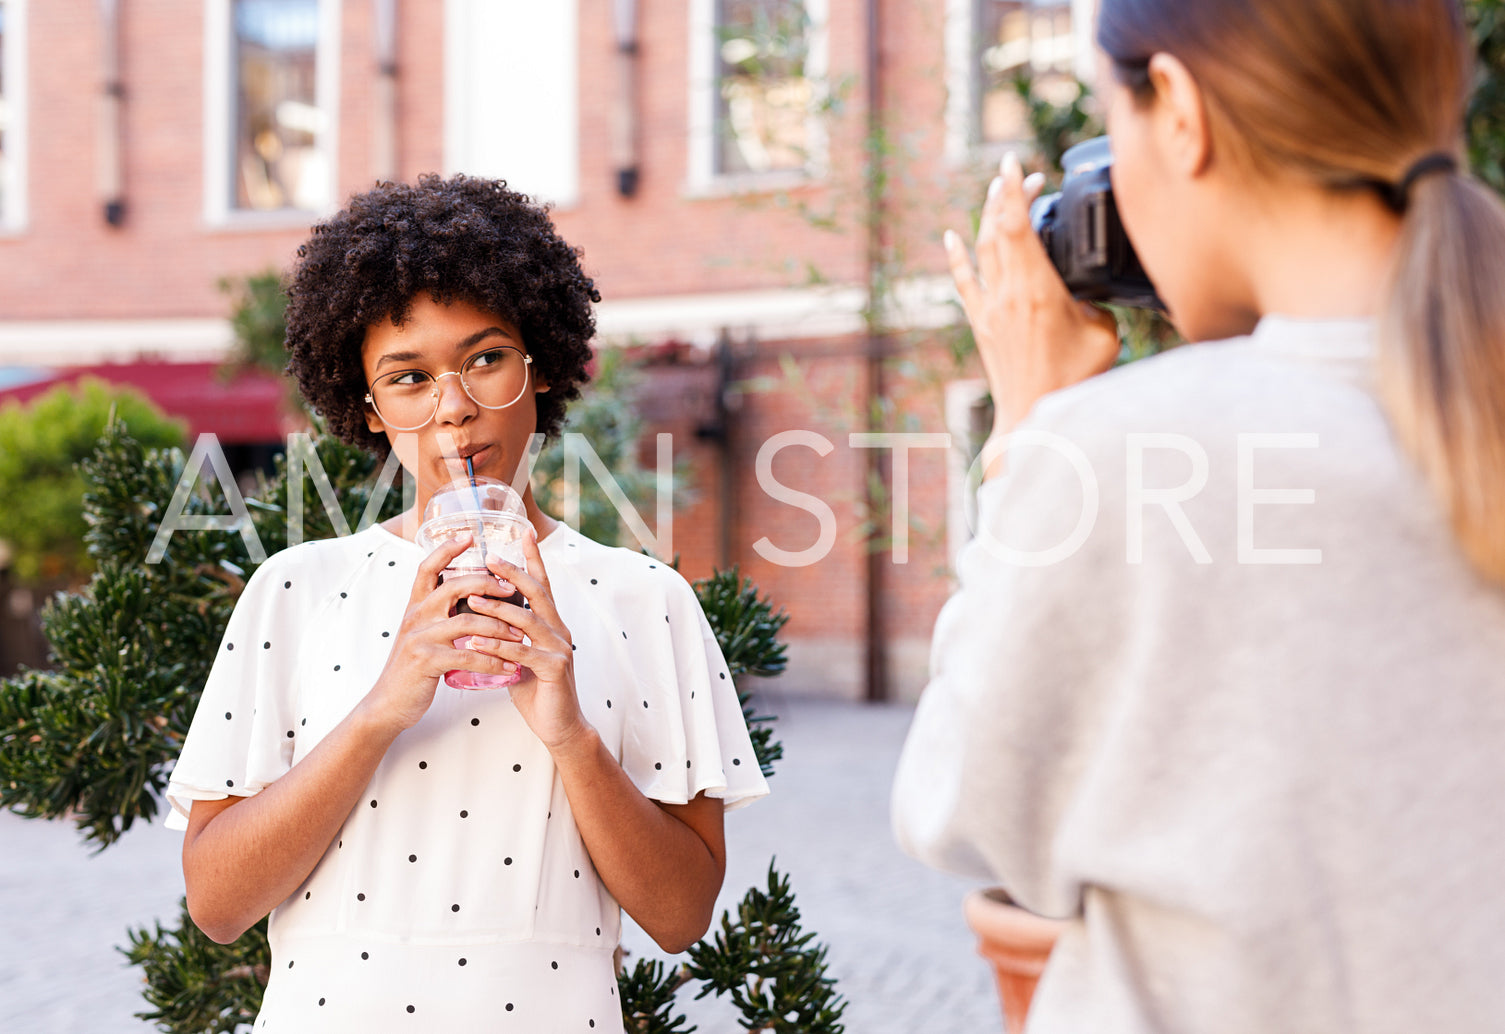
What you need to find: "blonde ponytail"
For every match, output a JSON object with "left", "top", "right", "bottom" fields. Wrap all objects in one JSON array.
[{"left": 1380, "top": 169, "right": 1505, "bottom": 582}]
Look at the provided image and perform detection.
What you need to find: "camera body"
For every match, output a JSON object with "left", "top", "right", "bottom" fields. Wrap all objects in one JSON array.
[{"left": 1030, "top": 136, "right": 1163, "bottom": 311}]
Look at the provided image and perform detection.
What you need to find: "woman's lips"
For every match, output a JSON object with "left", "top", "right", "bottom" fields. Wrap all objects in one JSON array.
[{"left": 456, "top": 445, "right": 490, "bottom": 472}]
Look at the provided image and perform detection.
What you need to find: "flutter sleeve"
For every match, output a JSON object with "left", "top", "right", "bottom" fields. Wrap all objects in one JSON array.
[
  {"left": 164, "top": 554, "right": 310, "bottom": 830},
  {"left": 616, "top": 562, "right": 771, "bottom": 812}
]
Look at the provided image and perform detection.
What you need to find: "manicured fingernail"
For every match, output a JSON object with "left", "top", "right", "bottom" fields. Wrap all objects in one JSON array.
[
  {"left": 1023, "top": 172, "right": 1046, "bottom": 192},
  {"left": 987, "top": 177, "right": 1002, "bottom": 200},
  {"left": 1002, "top": 151, "right": 1021, "bottom": 178},
  {"left": 943, "top": 229, "right": 959, "bottom": 250},
  {"left": 469, "top": 595, "right": 487, "bottom": 609},
  {"left": 501, "top": 661, "right": 518, "bottom": 673}
]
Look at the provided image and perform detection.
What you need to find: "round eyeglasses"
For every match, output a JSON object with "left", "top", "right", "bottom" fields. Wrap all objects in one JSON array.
[{"left": 365, "top": 345, "right": 534, "bottom": 431}]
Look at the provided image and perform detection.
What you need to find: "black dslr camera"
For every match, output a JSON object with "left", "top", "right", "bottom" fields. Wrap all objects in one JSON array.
[{"left": 1029, "top": 136, "right": 1163, "bottom": 311}]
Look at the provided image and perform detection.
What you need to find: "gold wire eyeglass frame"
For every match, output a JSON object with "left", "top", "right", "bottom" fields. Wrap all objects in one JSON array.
[{"left": 364, "top": 347, "right": 534, "bottom": 431}]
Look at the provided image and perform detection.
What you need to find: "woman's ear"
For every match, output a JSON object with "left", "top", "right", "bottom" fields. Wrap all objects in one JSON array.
[
  {"left": 365, "top": 405, "right": 385, "bottom": 434},
  {"left": 1146, "top": 52, "right": 1212, "bottom": 178}
]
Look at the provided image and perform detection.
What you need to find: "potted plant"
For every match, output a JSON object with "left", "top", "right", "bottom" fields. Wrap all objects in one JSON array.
[{"left": 962, "top": 888, "right": 1067, "bottom": 1033}]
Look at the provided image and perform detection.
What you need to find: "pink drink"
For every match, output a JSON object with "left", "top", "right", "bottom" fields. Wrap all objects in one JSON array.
[{"left": 415, "top": 478, "right": 532, "bottom": 691}]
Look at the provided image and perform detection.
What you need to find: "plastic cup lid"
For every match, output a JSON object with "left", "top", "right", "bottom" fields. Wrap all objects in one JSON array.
[{"left": 421, "top": 475, "right": 526, "bottom": 523}]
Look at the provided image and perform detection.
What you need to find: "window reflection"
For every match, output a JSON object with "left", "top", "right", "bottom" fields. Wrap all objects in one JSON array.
[
  {"left": 715, "top": 0, "right": 812, "bottom": 176},
  {"left": 233, "top": 0, "right": 324, "bottom": 211},
  {"left": 978, "top": 0, "right": 1076, "bottom": 145}
]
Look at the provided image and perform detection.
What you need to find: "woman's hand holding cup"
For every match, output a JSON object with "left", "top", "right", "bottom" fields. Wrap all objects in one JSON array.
[
  {"left": 362, "top": 531, "right": 523, "bottom": 734},
  {"left": 462, "top": 529, "right": 590, "bottom": 755}
]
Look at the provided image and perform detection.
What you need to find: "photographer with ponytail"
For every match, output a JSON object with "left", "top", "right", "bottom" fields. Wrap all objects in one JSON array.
[{"left": 893, "top": 1, "right": 1505, "bottom": 1030}]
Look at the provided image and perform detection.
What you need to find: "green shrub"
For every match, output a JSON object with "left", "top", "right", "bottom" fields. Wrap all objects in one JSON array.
[{"left": 0, "top": 380, "right": 185, "bottom": 587}]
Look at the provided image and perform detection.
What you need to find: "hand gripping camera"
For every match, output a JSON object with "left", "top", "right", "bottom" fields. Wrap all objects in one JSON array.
[{"left": 1029, "top": 136, "right": 1164, "bottom": 311}]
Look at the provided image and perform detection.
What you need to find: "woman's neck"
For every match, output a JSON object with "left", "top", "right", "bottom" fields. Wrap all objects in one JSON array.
[{"left": 1240, "top": 181, "right": 1403, "bottom": 322}]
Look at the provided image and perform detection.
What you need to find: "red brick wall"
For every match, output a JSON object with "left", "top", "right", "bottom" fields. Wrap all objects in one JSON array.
[
  {"left": 636, "top": 330, "right": 977, "bottom": 701},
  {"left": 1, "top": 0, "right": 994, "bottom": 701},
  {"left": 2, "top": 1, "right": 968, "bottom": 319}
]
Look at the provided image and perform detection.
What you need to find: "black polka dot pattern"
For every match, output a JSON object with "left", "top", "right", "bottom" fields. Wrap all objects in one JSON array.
[{"left": 179, "top": 530, "right": 768, "bottom": 1027}]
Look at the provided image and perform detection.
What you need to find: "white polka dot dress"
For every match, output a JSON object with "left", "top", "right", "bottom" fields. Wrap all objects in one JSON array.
[{"left": 166, "top": 522, "right": 769, "bottom": 1032}]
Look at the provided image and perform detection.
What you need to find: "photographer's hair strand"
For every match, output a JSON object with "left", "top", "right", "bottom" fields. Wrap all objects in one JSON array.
[{"left": 1099, "top": 0, "right": 1505, "bottom": 583}]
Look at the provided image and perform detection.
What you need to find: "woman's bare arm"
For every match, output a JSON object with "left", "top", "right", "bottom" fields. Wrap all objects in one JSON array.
[
  {"left": 468, "top": 533, "right": 727, "bottom": 952},
  {"left": 183, "top": 702, "right": 404, "bottom": 942},
  {"left": 551, "top": 730, "right": 726, "bottom": 953},
  {"left": 182, "top": 533, "right": 520, "bottom": 943}
]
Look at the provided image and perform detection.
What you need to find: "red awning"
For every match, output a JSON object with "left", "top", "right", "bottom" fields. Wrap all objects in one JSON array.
[{"left": 0, "top": 361, "right": 295, "bottom": 444}]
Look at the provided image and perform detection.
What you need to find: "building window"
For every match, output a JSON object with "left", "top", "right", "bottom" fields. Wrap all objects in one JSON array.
[
  {"left": 944, "top": 0, "right": 1090, "bottom": 164},
  {"left": 231, "top": 0, "right": 322, "bottom": 210},
  {"left": 204, "top": 0, "right": 338, "bottom": 223},
  {"left": 443, "top": 0, "right": 580, "bottom": 208},
  {"left": 0, "top": 0, "right": 28, "bottom": 234},
  {"left": 715, "top": 0, "right": 813, "bottom": 176},
  {"left": 976, "top": 0, "right": 1076, "bottom": 145},
  {"left": 688, "top": 0, "right": 826, "bottom": 191}
]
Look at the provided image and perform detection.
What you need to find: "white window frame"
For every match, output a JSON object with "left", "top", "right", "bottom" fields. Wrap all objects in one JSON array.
[
  {"left": 0, "top": 0, "right": 30, "bottom": 235},
  {"left": 944, "top": 0, "right": 1097, "bottom": 167},
  {"left": 443, "top": 0, "right": 580, "bottom": 209},
  {"left": 202, "top": 0, "right": 341, "bottom": 228},
  {"left": 686, "top": 0, "right": 830, "bottom": 197}
]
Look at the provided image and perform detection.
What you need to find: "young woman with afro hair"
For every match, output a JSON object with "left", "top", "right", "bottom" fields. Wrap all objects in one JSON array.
[{"left": 164, "top": 175, "right": 769, "bottom": 1033}]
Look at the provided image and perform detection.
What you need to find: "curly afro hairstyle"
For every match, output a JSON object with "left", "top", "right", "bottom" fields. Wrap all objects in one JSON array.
[{"left": 284, "top": 174, "right": 600, "bottom": 457}]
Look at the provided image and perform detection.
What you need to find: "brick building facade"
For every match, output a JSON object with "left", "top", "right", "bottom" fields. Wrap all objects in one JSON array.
[{"left": 0, "top": 0, "right": 1096, "bottom": 699}]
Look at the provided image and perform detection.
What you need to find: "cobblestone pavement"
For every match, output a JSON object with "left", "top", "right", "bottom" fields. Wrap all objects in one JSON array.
[{"left": 1, "top": 693, "right": 1003, "bottom": 1034}]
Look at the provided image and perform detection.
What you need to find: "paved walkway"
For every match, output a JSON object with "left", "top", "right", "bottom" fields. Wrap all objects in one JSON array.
[{"left": 0, "top": 694, "right": 1003, "bottom": 1033}]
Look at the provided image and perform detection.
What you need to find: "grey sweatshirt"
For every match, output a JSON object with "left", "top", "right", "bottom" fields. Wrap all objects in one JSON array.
[{"left": 892, "top": 317, "right": 1505, "bottom": 1033}]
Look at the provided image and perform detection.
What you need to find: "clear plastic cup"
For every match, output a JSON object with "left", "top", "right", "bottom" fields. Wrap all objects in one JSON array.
[{"left": 414, "top": 477, "right": 531, "bottom": 690}]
